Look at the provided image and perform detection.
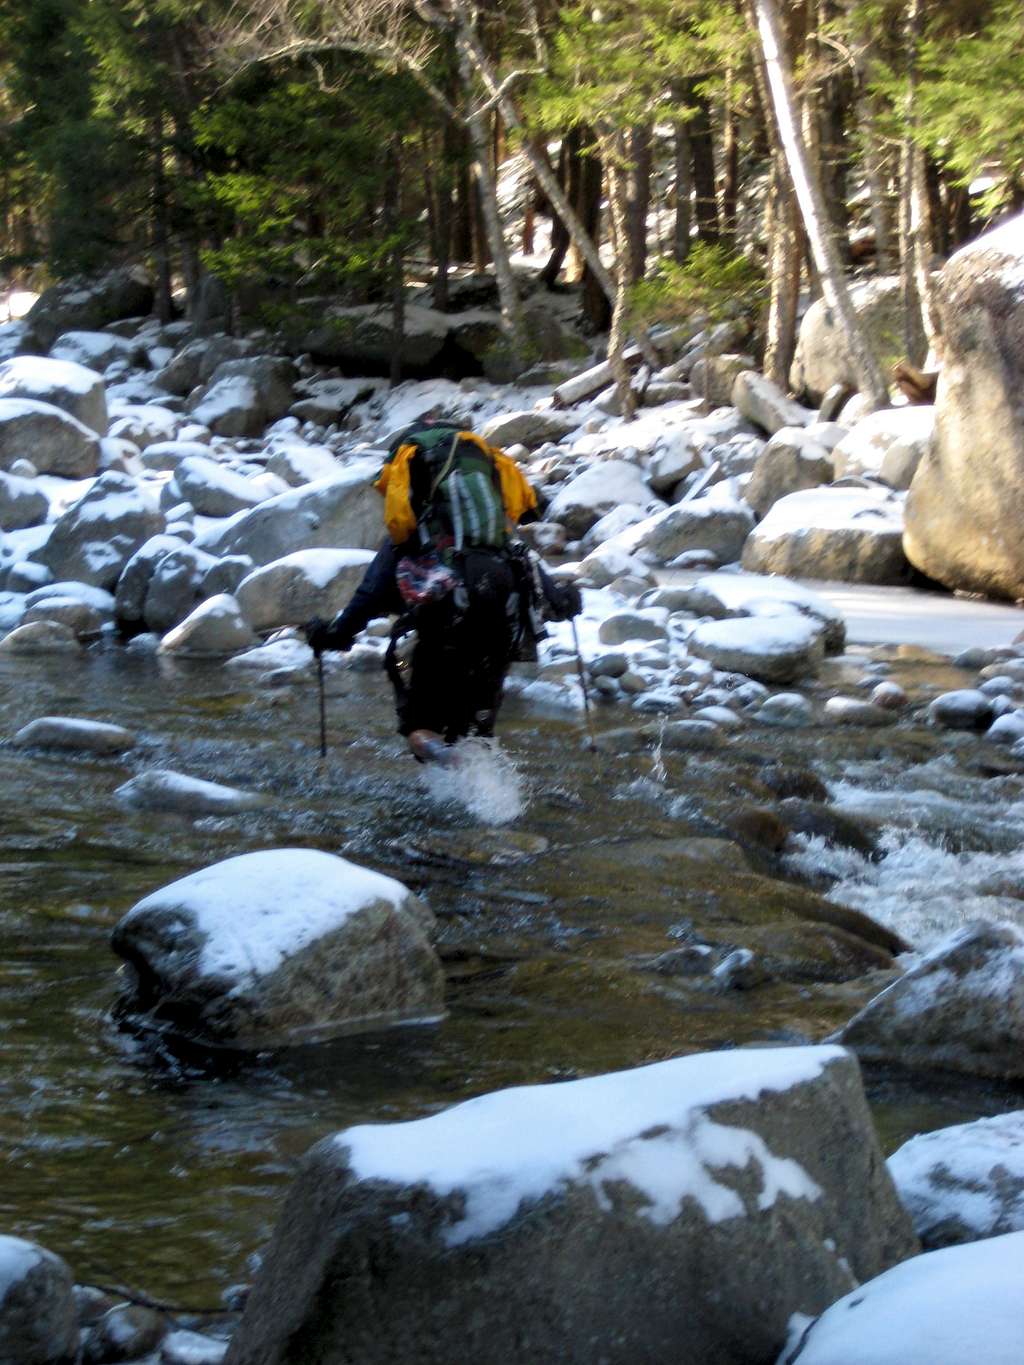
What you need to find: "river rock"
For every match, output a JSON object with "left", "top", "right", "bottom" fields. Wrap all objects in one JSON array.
[
  {"left": 609, "top": 495, "right": 755, "bottom": 566},
  {"left": 235, "top": 549, "right": 375, "bottom": 632},
  {"left": 757, "top": 693, "right": 814, "bottom": 727},
  {"left": 0, "top": 1234, "right": 78, "bottom": 1365},
  {"left": 49, "top": 330, "right": 140, "bottom": 375},
  {"left": 112, "top": 848, "right": 443, "bottom": 1047},
  {"left": 172, "top": 455, "right": 268, "bottom": 517},
  {"left": 161, "top": 1329, "right": 229, "bottom": 1365},
  {"left": 265, "top": 442, "right": 339, "bottom": 487},
  {"left": 688, "top": 353, "right": 755, "bottom": 406},
  {"left": 0, "top": 621, "right": 82, "bottom": 655},
  {"left": 143, "top": 545, "right": 220, "bottom": 634},
  {"left": 21, "top": 596, "right": 104, "bottom": 637},
  {"left": 832, "top": 406, "right": 935, "bottom": 481},
  {"left": 37, "top": 471, "right": 164, "bottom": 589},
  {"left": 887, "top": 1111, "right": 1024, "bottom": 1250},
  {"left": 903, "top": 215, "right": 1024, "bottom": 598},
  {"left": 824, "top": 696, "right": 894, "bottom": 726},
  {"left": 106, "top": 403, "right": 180, "bottom": 450},
  {"left": 689, "top": 616, "right": 825, "bottom": 684},
  {"left": 597, "top": 608, "right": 669, "bottom": 646},
  {"left": 115, "top": 769, "right": 268, "bottom": 816},
  {"left": 782, "top": 1231, "right": 1024, "bottom": 1365},
  {"left": 481, "top": 409, "right": 578, "bottom": 450},
  {"left": 225, "top": 1045, "right": 916, "bottom": 1365},
  {"left": 288, "top": 377, "right": 379, "bottom": 425},
  {"left": 646, "top": 429, "right": 705, "bottom": 493},
  {"left": 197, "top": 465, "right": 382, "bottom": 566},
  {"left": 742, "top": 487, "right": 909, "bottom": 584},
  {"left": 113, "top": 534, "right": 188, "bottom": 627},
  {"left": 731, "top": 371, "right": 815, "bottom": 436},
  {"left": 0, "top": 470, "right": 48, "bottom": 531},
  {"left": 0, "top": 355, "right": 108, "bottom": 435},
  {"left": 158, "top": 593, "right": 257, "bottom": 657},
  {"left": 154, "top": 335, "right": 258, "bottom": 396},
  {"left": 744, "top": 428, "right": 835, "bottom": 519},
  {"left": 790, "top": 276, "right": 904, "bottom": 404},
  {"left": 189, "top": 357, "right": 296, "bottom": 437},
  {"left": 0, "top": 398, "right": 101, "bottom": 477},
  {"left": 11, "top": 716, "right": 135, "bottom": 753},
  {"left": 83, "top": 1304, "right": 167, "bottom": 1364},
  {"left": 139, "top": 440, "right": 215, "bottom": 473},
  {"left": 832, "top": 921, "right": 1024, "bottom": 1079},
  {"left": 546, "top": 460, "right": 657, "bottom": 536},
  {"left": 928, "top": 689, "right": 995, "bottom": 732},
  {"left": 24, "top": 265, "right": 152, "bottom": 348},
  {"left": 681, "top": 571, "right": 846, "bottom": 653}
]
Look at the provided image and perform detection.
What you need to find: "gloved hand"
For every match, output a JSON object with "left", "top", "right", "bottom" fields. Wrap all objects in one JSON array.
[
  {"left": 545, "top": 580, "right": 583, "bottom": 622},
  {"left": 303, "top": 616, "right": 354, "bottom": 656}
]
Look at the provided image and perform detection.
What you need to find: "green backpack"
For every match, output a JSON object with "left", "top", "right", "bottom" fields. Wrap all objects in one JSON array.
[{"left": 385, "top": 421, "right": 509, "bottom": 552}]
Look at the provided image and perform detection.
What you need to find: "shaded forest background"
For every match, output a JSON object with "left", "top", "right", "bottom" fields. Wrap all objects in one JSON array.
[{"left": 2, "top": 0, "right": 1022, "bottom": 391}]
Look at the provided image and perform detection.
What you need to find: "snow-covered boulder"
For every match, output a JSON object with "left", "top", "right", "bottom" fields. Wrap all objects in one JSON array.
[
  {"left": 107, "top": 403, "right": 180, "bottom": 450},
  {"left": 0, "top": 620, "right": 82, "bottom": 655},
  {"left": 0, "top": 1234, "right": 78, "bottom": 1365},
  {"left": 154, "top": 335, "right": 257, "bottom": 396},
  {"left": 49, "top": 329, "right": 140, "bottom": 374},
  {"left": 301, "top": 302, "right": 450, "bottom": 370},
  {"left": 0, "top": 470, "right": 48, "bottom": 531},
  {"left": 790, "top": 276, "right": 905, "bottom": 405},
  {"left": 113, "top": 533, "right": 188, "bottom": 628},
  {"left": 157, "top": 593, "right": 257, "bottom": 657},
  {"left": 289, "top": 377, "right": 379, "bottom": 425},
  {"left": 235, "top": 549, "right": 375, "bottom": 632},
  {"left": 24, "top": 265, "right": 152, "bottom": 348},
  {"left": 142, "top": 544, "right": 220, "bottom": 634},
  {"left": 546, "top": 460, "right": 657, "bottom": 536},
  {"left": 928, "top": 688, "right": 995, "bottom": 732},
  {"left": 606, "top": 495, "right": 755, "bottom": 566},
  {"left": 265, "top": 442, "right": 339, "bottom": 488},
  {"left": 731, "top": 371, "right": 815, "bottom": 436},
  {"left": 689, "top": 352, "right": 756, "bottom": 406},
  {"left": 744, "top": 427, "right": 835, "bottom": 519},
  {"left": 0, "top": 319, "right": 42, "bottom": 362},
  {"left": 0, "top": 355, "right": 108, "bottom": 435},
  {"left": 742, "top": 487, "right": 909, "bottom": 584},
  {"left": 681, "top": 572, "right": 846, "bottom": 653},
  {"left": 227, "top": 1046, "right": 916, "bottom": 1365},
  {"left": 172, "top": 455, "right": 267, "bottom": 517},
  {"left": 111, "top": 848, "right": 442, "bottom": 1047},
  {"left": 689, "top": 615, "right": 826, "bottom": 685},
  {"left": 189, "top": 357, "right": 296, "bottom": 437},
  {"left": 115, "top": 769, "right": 269, "bottom": 816},
  {"left": 888, "top": 1112, "right": 1024, "bottom": 1250},
  {"left": 481, "top": 409, "right": 578, "bottom": 450},
  {"left": 197, "top": 466, "right": 382, "bottom": 566},
  {"left": 140, "top": 439, "right": 215, "bottom": 473},
  {"left": 21, "top": 595, "right": 105, "bottom": 638},
  {"left": 0, "top": 398, "right": 100, "bottom": 477},
  {"left": 37, "top": 471, "right": 164, "bottom": 589},
  {"left": 647, "top": 429, "right": 704, "bottom": 493},
  {"left": 833, "top": 921, "right": 1024, "bottom": 1080},
  {"left": 782, "top": 1231, "right": 1024, "bottom": 1365},
  {"left": 832, "top": 406, "right": 935, "bottom": 481},
  {"left": 11, "top": 716, "right": 135, "bottom": 754},
  {"left": 904, "top": 215, "right": 1024, "bottom": 598}
]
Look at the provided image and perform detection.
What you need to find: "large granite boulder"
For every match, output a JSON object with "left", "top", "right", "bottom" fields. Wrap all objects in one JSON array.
[
  {"left": 37, "top": 472, "right": 164, "bottom": 589},
  {"left": 300, "top": 302, "right": 450, "bottom": 371},
  {"left": 887, "top": 1112, "right": 1024, "bottom": 1250},
  {"left": 196, "top": 465, "right": 384, "bottom": 566},
  {"left": 142, "top": 544, "right": 220, "bottom": 634},
  {"left": 113, "top": 533, "right": 189, "bottom": 628},
  {"left": 680, "top": 570, "right": 846, "bottom": 652},
  {"left": 49, "top": 330, "right": 140, "bottom": 375},
  {"left": 225, "top": 1045, "right": 916, "bottom": 1365},
  {"left": 731, "top": 371, "right": 815, "bottom": 436},
  {"left": 112, "top": 848, "right": 443, "bottom": 1047},
  {"left": 546, "top": 460, "right": 657, "bottom": 537},
  {"left": 172, "top": 455, "right": 267, "bottom": 517},
  {"left": 0, "top": 470, "right": 48, "bottom": 530},
  {"left": 832, "top": 405, "right": 935, "bottom": 481},
  {"left": 744, "top": 427, "right": 835, "bottom": 519},
  {"left": 0, "top": 1234, "right": 78, "bottom": 1365},
  {"left": 603, "top": 495, "right": 755, "bottom": 566},
  {"left": 832, "top": 921, "right": 1024, "bottom": 1080},
  {"left": 790, "top": 276, "right": 904, "bottom": 404},
  {"left": 154, "top": 335, "right": 257, "bottom": 396},
  {"left": 0, "top": 356, "right": 108, "bottom": 435},
  {"left": 689, "top": 614, "right": 827, "bottom": 684},
  {"left": 188, "top": 357, "right": 296, "bottom": 437},
  {"left": 903, "top": 214, "right": 1024, "bottom": 598},
  {"left": 0, "top": 399, "right": 100, "bottom": 477},
  {"left": 235, "top": 549, "right": 374, "bottom": 632},
  {"left": 742, "top": 487, "right": 910, "bottom": 584},
  {"left": 157, "top": 593, "right": 257, "bottom": 656},
  {"left": 783, "top": 1231, "right": 1024, "bottom": 1365},
  {"left": 24, "top": 265, "right": 152, "bottom": 348}
]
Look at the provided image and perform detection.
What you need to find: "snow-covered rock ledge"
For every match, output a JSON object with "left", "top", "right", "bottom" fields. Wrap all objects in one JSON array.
[
  {"left": 225, "top": 1045, "right": 917, "bottom": 1365},
  {"left": 111, "top": 848, "right": 444, "bottom": 1048}
]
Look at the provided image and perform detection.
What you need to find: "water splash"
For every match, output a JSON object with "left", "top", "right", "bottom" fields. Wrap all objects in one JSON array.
[{"left": 420, "top": 738, "right": 526, "bottom": 826}]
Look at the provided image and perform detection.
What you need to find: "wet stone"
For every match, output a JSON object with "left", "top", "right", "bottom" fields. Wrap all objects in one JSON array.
[
  {"left": 757, "top": 693, "right": 814, "bottom": 727},
  {"left": 928, "top": 689, "right": 995, "bottom": 731},
  {"left": 82, "top": 1303, "right": 167, "bottom": 1363},
  {"left": 824, "top": 697, "right": 894, "bottom": 727}
]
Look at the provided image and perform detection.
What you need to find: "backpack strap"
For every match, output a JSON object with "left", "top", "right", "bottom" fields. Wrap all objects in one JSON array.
[{"left": 374, "top": 442, "right": 419, "bottom": 544}]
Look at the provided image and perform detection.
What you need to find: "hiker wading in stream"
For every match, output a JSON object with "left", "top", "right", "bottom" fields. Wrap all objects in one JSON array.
[{"left": 304, "top": 419, "right": 582, "bottom": 763}]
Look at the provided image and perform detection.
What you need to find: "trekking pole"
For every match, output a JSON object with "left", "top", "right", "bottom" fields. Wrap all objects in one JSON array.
[
  {"left": 317, "top": 651, "right": 328, "bottom": 760},
  {"left": 570, "top": 618, "right": 597, "bottom": 751}
]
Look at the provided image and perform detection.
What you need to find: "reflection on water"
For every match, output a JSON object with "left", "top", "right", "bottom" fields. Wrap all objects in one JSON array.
[{"left": 1, "top": 642, "right": 1022, "bottom": 1303}]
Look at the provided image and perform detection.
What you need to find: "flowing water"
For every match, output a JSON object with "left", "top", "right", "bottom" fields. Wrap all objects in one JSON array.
[{"left": 1, "top": 638, "right": 1023, "bottom": 1308}]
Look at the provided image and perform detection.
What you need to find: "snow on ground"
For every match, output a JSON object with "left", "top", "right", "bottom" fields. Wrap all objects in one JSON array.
[
  {"left": 122, "top": 848, "right": 411, "bottom": 984},
  {"left": 782, "top": 1230, "right": 1024, "bottom": 1364},
  {"left": 339, "top": 1045, "right": 839, "bottom": 1247}
]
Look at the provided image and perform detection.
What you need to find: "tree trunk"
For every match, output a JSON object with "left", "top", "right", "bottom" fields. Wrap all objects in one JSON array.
[
  {"left": 603, "top": 132, "right": 637, "bottom": 420},
  {"left": 457, "top": 45, "right": 527, "bottom": 363},
  {"left": 688, "top": 87, "right": 720, "bottom": 242},
  {"left": 432, "top": 119, "right": 457, "bottom": 309},
  {"left": 383, "top": 140, "right": 406, "bottom": 388},
  {"left": 673, "top": 119, "right": 693, "bottom": 263},
  {"left": 540, "top": 136, "right": 572, "bottom": 287},
  {"left": 900, "top": 0, "right": 941, "bottom": 363},
  {"left": 751, "top": 0, "right": 889, "bottom": 408},
  {"left": 624, "top": 124, "right": 652, "bottom": 283},
  {"left": 762, "top": 152, "right": 801, "bottom": 387},
  {"left": 721, "top": 73, "right": 740, "bottom": 244},
  {"left": 150, "top": 113, "right": 174, "bottom": 325}
]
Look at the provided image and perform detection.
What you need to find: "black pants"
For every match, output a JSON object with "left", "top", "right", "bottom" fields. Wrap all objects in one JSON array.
[{"left": 388, "top": 551, "right": 516, "bottom": 743}]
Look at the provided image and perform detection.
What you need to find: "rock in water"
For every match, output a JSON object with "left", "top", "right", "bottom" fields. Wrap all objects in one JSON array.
[
  {"left": 832, "top": 921, "right": 1024, "bottom": 1079},
  {"left": 12, "top": 716, "right": 135, "bottom": 754},
  {"left": 111, "top": 848, "right": 444, "bottom": 1047},
  {"left": 114, "top": 769, "right": 268, "bottom": 815},
  {"left": 0, "top": 1234, "right": 78, "bottom": 1365},
  {"left": 224, "top": 1046, "right": 916, "bottom": 1365},
  {"left": 782, "top": 1231, "right": 1024, "bottom": 1365},
  {"left": 903, "top": 213, "right": 1024, "bottom": 599}
]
